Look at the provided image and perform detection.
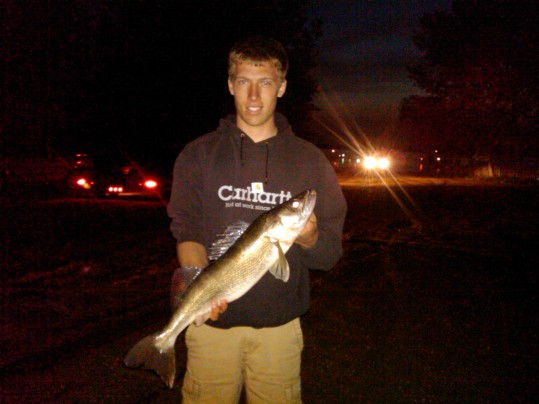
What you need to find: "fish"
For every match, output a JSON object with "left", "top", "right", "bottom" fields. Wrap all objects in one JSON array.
[{"left": 124, "top": 189, "right": 317, "bottom": 388}]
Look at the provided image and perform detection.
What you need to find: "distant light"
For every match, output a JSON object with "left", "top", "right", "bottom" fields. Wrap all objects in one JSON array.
[
  {"left": 108, "top": 186, "right": 123, "bottom": 193},
  {"left": 364, "top": 156, "right": 377, "bottom": 169},
  {"left": 144, "top": 180, "right": 158, "bottom": 189},
  {"left": 378, "top": 157, "right": 390, "bottom": 169},
  {"left": 363, "top": 156, "right": 390, "bottom": 170},
  {"left": 436, "top": 157, "right": 441, "bottom": 162},
  {"left": 76, "top": 178, "right": 91, "bottom": 189}
]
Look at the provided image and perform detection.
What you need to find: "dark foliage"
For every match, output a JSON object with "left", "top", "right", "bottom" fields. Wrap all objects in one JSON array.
[
  {"left": 399, "top": 0, "right": 538, "bottom": 162},
  {"left": 1, "top": 0, "right": 321, "bottom": 170}
]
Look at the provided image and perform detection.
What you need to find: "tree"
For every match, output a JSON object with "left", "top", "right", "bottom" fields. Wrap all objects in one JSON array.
[
  {"left": 400, "top": 0, "right": 538, "bottom": 165},
  {"left": 1, "top": 0, "right": 321, "bottom": 169}
]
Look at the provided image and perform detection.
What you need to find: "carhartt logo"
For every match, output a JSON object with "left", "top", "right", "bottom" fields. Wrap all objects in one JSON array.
[
  {"left": 218, "top": 185, "right": 292, "bottom": 206},
  {"left": 251, "top": 182, "right": 264, "bottom": 193}
]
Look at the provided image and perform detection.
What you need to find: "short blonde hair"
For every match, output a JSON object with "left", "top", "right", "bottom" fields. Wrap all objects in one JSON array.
[{"left": 228, "top": 36, "right": 289, "bottom": 81}]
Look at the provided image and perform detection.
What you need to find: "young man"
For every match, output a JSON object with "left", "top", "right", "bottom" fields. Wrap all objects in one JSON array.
[{"left": 167, "top": 36, "right": 347, "bottom": 403}]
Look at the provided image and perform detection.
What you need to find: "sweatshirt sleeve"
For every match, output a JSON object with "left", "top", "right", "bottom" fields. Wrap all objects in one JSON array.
[
  {"left": 300, "top": 152, "right": 347, "bottom": 271},
  {"left": 167, "top": 142, "right": 205, "bottom": 245}
]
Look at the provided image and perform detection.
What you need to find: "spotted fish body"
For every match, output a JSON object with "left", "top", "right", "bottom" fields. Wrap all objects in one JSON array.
[{"left": 124, "top": 189, "right": 317, "bottom": 388}]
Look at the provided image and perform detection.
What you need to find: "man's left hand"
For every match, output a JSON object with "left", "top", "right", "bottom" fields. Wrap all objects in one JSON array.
[{"left": 295, "top": 212, "right": 318, "bottom": 249}]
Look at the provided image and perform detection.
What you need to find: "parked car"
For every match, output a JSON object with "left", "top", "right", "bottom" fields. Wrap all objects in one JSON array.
[
  {"left": 71, "top": 157, "right": 164, "bottom": 200},
  {"left": 100, "top": 165, "right": 162, "bottom": 199}
]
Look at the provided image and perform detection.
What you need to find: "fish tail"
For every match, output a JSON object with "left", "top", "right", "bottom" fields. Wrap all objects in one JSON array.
[{"left": 124, "top": 334, "right": 176, "bottom": 388}]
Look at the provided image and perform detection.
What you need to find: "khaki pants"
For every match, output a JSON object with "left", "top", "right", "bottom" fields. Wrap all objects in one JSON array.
[{"left": 181, "top": 318, "right": 303, "bottom": 404}]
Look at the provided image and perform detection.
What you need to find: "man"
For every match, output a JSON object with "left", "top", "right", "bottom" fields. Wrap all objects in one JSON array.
[{"left": 167, "top": 36, "right": 347, "bottom": 403}]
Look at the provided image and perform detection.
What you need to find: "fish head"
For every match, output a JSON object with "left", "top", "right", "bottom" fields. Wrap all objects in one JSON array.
[{"left": 265, "top": 189, "right": 317, "bottom": 244}]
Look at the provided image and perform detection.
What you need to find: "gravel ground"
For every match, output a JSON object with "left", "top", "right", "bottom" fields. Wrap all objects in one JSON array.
[{"left": 1, "top": 181, "right": 537, "bottom": 402}]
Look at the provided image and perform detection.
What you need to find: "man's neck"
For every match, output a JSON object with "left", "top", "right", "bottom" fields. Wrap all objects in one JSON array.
[{"left": 237, "top": 121, "right": 278, "bottom": 143}]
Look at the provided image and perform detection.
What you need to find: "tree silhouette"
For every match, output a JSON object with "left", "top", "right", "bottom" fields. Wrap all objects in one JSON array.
[
  {"left": 399, "top": 0, "right": 538, "bottom": 166},
  {"left": 1, "top": 0, "right": 321, "bottom": 170}
]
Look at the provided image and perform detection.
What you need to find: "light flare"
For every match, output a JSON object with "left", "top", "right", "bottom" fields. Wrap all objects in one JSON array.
[{"left": 314, "top": 88, "right": 421, "bottom": 221}]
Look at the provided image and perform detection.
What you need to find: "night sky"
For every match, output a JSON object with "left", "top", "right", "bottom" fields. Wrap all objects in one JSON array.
[
  {"left": 1, "top": 0, "right": 455, "bottom": 165},
  {"left": 309, "top": 0, "right": 452, "bottom": 138}
]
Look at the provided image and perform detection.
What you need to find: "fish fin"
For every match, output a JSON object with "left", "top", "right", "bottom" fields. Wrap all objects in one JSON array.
[
  {"left": 193, "top": 311, "right": 211, "bottom": 326},
  {"left": 124, "top": 334, "right": 176, "bottom": 388},
  {"left": 208, "top": 220, "right": 249, "bottom": 260},
  {"left": 268, "top": 240, "right": 290, "bottom": 282},
  {"left": 170, "top": 266, "right": 203, "bottom": 310}
]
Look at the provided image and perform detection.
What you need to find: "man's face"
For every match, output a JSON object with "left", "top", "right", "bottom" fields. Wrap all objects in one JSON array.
[{"left": 228, "top": 60, "right": 287, "bottom": 135}]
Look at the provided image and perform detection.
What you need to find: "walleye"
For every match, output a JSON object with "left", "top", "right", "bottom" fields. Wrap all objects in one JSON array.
[{"left": 124, "top": 189, "right": 317, "bottom": 388}]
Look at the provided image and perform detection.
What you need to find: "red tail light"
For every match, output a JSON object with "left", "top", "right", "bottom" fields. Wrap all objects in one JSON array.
[
  {"left": 108, "top": 186, "right": 124, "bottom": 193},
  {"left": 144, "top": 180, "right": 158, "bottom": 189},
  {"left": 76, "top": 178, "right": 91, "bottom": 189}
]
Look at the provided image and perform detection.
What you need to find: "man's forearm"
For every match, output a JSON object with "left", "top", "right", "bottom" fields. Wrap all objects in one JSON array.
[{"left": 176, "top": 241, "right": 228, "bottom": 321}]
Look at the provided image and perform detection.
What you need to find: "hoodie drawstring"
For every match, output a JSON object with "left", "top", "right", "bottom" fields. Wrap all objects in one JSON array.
[
  {"left": 264, "top": 141, "right": 269, "bottom": 184},
  {"left": 240, "top": 133, "right": 245, "bottom": 167},
  {"left": 239, "top": 133, "right": 270, "bottom": 184}
]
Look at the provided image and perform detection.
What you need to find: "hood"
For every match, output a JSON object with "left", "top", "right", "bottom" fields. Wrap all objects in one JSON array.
[
  {"left": 217, "top": 112, "right": 294, "bottom": 141},
  {"left": 216, "top": 113, "right": 295, "bottom": 185}
]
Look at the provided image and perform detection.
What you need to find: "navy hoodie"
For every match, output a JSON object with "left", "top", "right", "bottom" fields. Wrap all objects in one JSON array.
[{"left": 167, "top": 113, "right": 347, "bottom": 328}]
